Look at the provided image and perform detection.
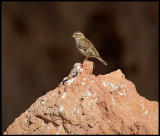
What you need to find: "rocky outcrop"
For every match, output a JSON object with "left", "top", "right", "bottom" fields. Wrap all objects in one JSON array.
[{"left": 4, "top": 61, "right": 158, "bottom": 134}]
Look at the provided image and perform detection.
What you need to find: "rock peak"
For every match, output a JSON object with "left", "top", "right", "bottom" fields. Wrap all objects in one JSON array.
[{"left": 4, "top": 60, "right": 158, "bottom": 135}]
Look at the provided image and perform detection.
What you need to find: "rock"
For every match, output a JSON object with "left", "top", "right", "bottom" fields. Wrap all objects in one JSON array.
[{"left": 3, "top": 60, "right": 158, "bottom": 135}]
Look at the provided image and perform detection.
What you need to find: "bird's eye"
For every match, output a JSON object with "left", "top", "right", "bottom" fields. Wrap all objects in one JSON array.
[{"left": 76, "top": 33, "right": 78, "bottom": 35}]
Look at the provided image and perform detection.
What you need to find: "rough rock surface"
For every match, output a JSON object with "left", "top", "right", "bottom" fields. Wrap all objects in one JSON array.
[{"left": 4, "top": 61, "right": 158, "bottom": 135}]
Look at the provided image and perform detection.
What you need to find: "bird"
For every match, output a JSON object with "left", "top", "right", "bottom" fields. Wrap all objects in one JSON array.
[{"left": 72, "top": 31, "right": 107, "bottom": 66}]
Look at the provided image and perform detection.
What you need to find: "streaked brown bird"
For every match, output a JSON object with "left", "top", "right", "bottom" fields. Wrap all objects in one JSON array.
[{"left": 72, "top": 31, "right": 107, "bottom": 66}]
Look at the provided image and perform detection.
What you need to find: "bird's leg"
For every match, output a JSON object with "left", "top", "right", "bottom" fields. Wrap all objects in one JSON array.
[
  {"left": 84, "top": 57, "right": 89, "bottom": 62},
  {"left": 82, "top": 57, "right": 89, "bottom": 71}
]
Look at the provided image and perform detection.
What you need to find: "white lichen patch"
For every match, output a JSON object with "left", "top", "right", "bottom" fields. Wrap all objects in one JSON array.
[
  {"left": 62, "top": 93, "right": 66, "bottom": 99},
  {"left": 82, "top": 82, "right": 85, "bottom": 86},
  {"left": 83, "top": 78, "right": 86, "bottom": 81},
  {"left": 41, "top": 98, "right": 46, "bottom": 104},
  {"left": 58, "top": 106, "right": 63, "bottom": 114},
  {"left": 56, "top": 124, "right": 62, "bottom": 135},
  {"left": 95, "top": 98, "right": 98, "bottom": 102}
]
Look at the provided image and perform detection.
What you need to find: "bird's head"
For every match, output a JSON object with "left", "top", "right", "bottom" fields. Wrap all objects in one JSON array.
[{"left": 72, "top": 31, "right": 85, "bottom": 39}]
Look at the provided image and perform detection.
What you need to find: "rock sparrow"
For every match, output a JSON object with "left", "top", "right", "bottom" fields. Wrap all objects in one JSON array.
[{"left": 72, "top": 31, "right": 107, "bottom": 66}]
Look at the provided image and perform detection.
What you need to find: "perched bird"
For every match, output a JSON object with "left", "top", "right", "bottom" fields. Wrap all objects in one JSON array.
[{"left": 72, "top": 31, "right": 107, "bottom": 65}]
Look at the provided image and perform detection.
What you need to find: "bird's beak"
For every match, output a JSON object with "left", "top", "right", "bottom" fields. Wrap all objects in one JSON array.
[{"left": 72, "top": 35, "right": 75, "bottom": 38}]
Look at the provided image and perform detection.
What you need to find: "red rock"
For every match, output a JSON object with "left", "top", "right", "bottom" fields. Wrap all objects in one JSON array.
[{"left": 3, "top": 60, "right": 158, "bottom": 135}]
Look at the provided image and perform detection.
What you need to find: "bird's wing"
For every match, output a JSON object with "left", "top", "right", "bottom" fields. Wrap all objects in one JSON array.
[{"left": 79, "top": 38, "right": 100, "bottom": 57}]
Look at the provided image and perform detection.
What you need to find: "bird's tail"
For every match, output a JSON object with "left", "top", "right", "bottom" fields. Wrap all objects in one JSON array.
[{"left": 97, "top": 57, "right": 107, "bottom": 66}]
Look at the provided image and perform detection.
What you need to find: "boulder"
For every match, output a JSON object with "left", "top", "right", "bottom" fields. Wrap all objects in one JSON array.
[{"left": 4, "top": 60, "right": 158, "bottom": 135}]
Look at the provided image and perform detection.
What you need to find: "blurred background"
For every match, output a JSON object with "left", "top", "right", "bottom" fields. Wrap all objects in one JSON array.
[{"left": 2, "top": 2, "right": 158, "bottom": 133}]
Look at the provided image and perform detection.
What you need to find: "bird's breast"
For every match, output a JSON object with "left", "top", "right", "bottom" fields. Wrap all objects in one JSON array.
[{"left": 75, "top": 39, "right": 88, "bottom": 57}]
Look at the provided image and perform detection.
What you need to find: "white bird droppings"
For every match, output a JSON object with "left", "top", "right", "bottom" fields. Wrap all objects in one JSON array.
[
  {"left": 73, "top": 107, "right": 76, "bottom": 114},
  {"left": 103, "top": 81, "right": 108, "bottom": 87},
  {"left": 80, "top": 68, "right": 83, "bottom": 72},
  {"left": 77, "top": 109, "right": 79, "bottom": 114},
  {"left": 56, "top": 124, "right": 62, "bottom": 135},
  {"left": 62, "top": 93, "right": 66, "bottom": 99},
  {"left": 52, "top": 92, "right": 56, "bottom": 96},
  {"left": 141, "top": 104, "right": 145, "bottom": 109},
  {"left": 109, "top": 83, "right": 114, "bottom": 88},
  {"left": 25, "top": 110, "right": 28, "bottom": 115},
  {"left": 119, "top": 92, "right": 123, "bottom": 96},
  {"left": 66, "top": 77, "right": 76, "bottom": 85},
  {"left": 81, "top": 91, "right": 92, "bottom": 101},
  {"left": 144, "top": 109, "right": 148, "bottom": 114},
  {"left": 111, "top": 98, "right": 116, "bottom": 105},
  {"left": 74, "top": 63, "right": 83, "bottom": 72},
  {"left": 58, "top": 106, "right": 63, "bottom": 114},
  {"left": 41, "top": 98, "right": 46, "bottom": 104},
  {"left": 73, "top": 107, "right": 79, "bottom": 114},
  {"left": 77, "top": 65, "right": 81, "bottom": 69},
  {"left": 82, "top": 82, "right": 85, "bottom": 86},
  {"left": 123, "top": 88, "right": 126, "bottom": 96},
  {"left": 88, "top": 100, "right": 93, "bottom": 108}
]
